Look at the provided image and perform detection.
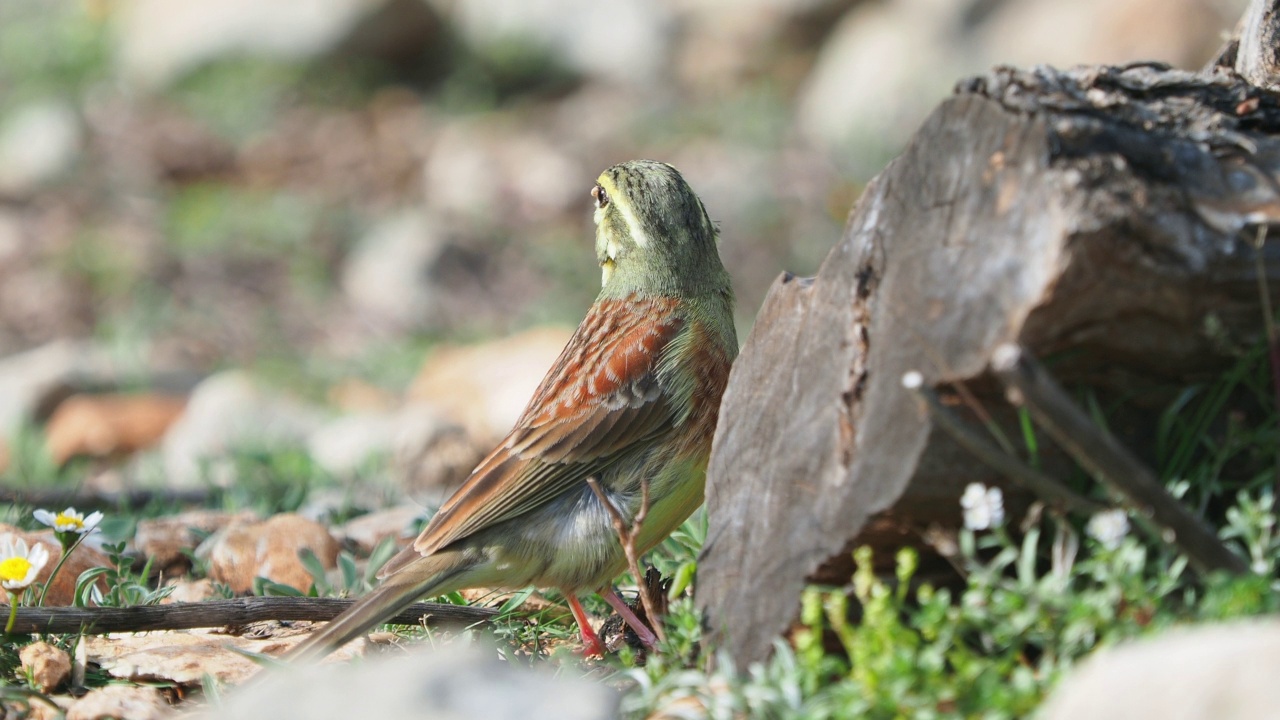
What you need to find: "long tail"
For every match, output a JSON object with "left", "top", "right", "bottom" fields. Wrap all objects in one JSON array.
[{"left": 286, "top": 552, "right": 468, "bottom": 663}]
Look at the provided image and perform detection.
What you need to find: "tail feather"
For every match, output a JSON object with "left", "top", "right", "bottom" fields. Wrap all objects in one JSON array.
[{"left": 286, "top": 553, "right": 467, "bottom": 662}]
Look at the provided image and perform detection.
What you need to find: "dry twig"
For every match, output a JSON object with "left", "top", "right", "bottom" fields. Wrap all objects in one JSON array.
[
  {"left": 5, "top": 597, "right": 497, "bottom": 635},
  {"left": 991, "top": 344, "right": 1249, "bottom": 575},
  {"left": 901, "top": 371, "right": 1107, "bottom": 517},
  {"left": 586, "top": 477, "right": 667, "bottom": 644}
]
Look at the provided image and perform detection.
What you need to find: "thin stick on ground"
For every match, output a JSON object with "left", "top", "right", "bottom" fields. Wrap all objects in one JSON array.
[
  {"left": 991, "top": 343, "right": 1250, "bottom": 575},
  {"left": 901, "top": 371, "right": 1107, "bottom": 517},
  {"left": 4, "top": 597, "right": 497, "bottom": 635},
  {"left": 586, "top": 476, "right": 667, "bottom": 644}
]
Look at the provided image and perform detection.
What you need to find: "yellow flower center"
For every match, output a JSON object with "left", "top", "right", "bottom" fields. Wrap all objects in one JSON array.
[
  {"left": 0, "top": 556, "right": 32, "bottom": 583},
  {"left": 56, "top": 513, "right": 84, "bottom": 529}
]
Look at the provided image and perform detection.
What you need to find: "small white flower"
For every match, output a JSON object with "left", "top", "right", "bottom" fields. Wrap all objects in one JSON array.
[
  {"left": 961, "top": 483, "right": 1004, "bottom": 530},
  {"left": 33, "top": 507, "right": 103, "bottom": 535},
  {"left": 1086, "top": 509, "right": 1130, "bottom": 550},
  {"left": 0, "top": 536, "right": 50, "bottom": 591}
]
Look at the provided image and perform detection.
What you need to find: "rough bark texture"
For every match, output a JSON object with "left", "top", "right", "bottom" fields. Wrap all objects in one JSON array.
[
  {"left": 1238, "top": 0, "right": 1280, "bottom": 90},
  {"left": 698, "top": 63, "right": 1280, "bottom": 665}
]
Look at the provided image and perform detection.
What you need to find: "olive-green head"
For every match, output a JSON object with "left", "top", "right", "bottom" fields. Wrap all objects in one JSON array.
[{"left": 591, "top": 160, "right": 731, "bottom": 299}]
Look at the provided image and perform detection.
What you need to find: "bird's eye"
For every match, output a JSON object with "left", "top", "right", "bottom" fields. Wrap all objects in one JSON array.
[{"left": 591, "top": 184, "right": 609, "bottom": 209}]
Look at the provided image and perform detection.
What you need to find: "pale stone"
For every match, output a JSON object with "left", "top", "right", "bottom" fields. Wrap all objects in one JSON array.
[
  {"left": 1041, "top": 621, "right": 1280, "bottom": 720},
  {"left": 19, "top": 641, "right": 71, "bottom": 693}
]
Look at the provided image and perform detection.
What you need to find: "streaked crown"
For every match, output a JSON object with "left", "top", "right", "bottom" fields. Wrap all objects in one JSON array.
[{"left": 591, "top": 160, "right": 729, "bottom": 298}]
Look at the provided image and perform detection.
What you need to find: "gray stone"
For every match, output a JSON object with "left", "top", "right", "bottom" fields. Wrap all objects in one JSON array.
[
  {"left": 206, "top": 641, "right": 617, "bottom": 720},
  {"left": 334, "top": 504, "right": 426, "bottom": 554},
  {"left": 307, "top": 409, "right": 405, "bottom": 476},
  {"left": 161, "top": 370, "right": 327, "bottom": 486},
  {"left": 340, "top": 210, "right": 444, "bottom": 333},
  {"left": 390, "top": 403, "right": 484, "bottom": 496},
  {"left": 114, "top": 0, "right": 441, "bottom": 88},
  {"left": 0, "top": 340, "right": 118, "bottom": 434},
  {"left": 422, "top": 121, "right": 584, "bottom": 224},
  {"left": 0, "top": 100, "right": 82, "bottom": 196},
  {"left": 432, "top": 0, "right": 672, "bottom": 86},
  {"left": 1041, "top": 621, "right": 1280, "bottom": 720},
  {"left": 794, "top": 0, "right": 1243, "bottom": 165}
]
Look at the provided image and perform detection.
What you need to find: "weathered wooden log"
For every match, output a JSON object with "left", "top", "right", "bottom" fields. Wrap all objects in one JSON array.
[{"left": 697, "top": 63, "right": 1280, "bottom": 665}]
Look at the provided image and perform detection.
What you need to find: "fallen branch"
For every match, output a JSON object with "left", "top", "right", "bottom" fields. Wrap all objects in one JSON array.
[
  {"left": 5, "top": 597, "right": 497, "bottom": 635},
  {"left": 0, "top": 487, "right": 216, "bottom": 510},
  {"left": 991, "top": 344, "right": 1250, "bottom": 575},
  {"left": 901, "top": 371, "right": 1107, "bottom": 517}
]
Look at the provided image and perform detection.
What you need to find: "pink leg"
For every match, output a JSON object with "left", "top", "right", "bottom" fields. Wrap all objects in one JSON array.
[
  {"left": 565, "top": 593, "right": 606, "bottom": 657},
  {"left": 599, "top": 587, "right": 659, "bottom": 649}
]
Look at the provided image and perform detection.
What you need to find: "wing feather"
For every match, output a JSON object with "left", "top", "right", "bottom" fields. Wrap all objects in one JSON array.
[{"left": 412, "top": 298, "right": 685, "bottom": 556}]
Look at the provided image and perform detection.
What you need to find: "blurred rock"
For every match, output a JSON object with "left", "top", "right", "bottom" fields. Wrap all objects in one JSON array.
[
  {"left": 67, "top": 685, "right": 168, "bottom": 720},
  {"left": 307, "top": 410, "right": 401, "bottom": 476},
  {"left": 392, "top": 403, "right": 484, "bottom": 495},
  {"left": 162, "top": 578, "right": 218, "bottom": 603},
  {"left": 241, "top": 94, "right": 431, "bottom": 207},
  {"left": 794, "top": 0, "right": 968, "bottom": 168},
  {"left": 795, "top": 0, "right": 1244, "bottom": 165},
  {"left": 335, "top": 504, "right": 425, "bottom": 554},
  {"left": 115, "top": 0, "right": 444, "bottom": 88},
  {"left": 409, "top": 326, "right": 572, "bottom": 441},
  {"left": 423, "top": 121, "right": 584, "bottom": 224},
  {"left": 85, "top": 628, "right": 366, "bottom": 681},
  {"left": 1041, "top": 621, "right": 1280, "bottom": 720},
  {"left": 307, "top": 400, "right": 481, "bottom": 487},
  {"left": 203, "top": 640, "right": 617, "bottom": 720},
  {"left": 102, "top": 640, "right": 261, "bottom": 686},
  {"left": 83, "top": 97, "right": 237, "bottom": 186},
  {"left": 135, "top": 510, "right": 257, "bottom": 575},
  {"left": 0, "top": 101, "right": 82, "bottom": 197},
  {"left": 44, "top": 393, "right": 187, "bottom": 465},
  {"left": 19, "top": 641, "right": 71, "bottom": 694},
  {"left": 0, "top": 209, "right": 22, "bottom": 264},
  {"left": 433, "top": 0, "right": 672, "bottom": 86},
  {"left": 340, "top": 195, "right": 571, "bottom": 338},
  {"left": 671, "top": 0, "right": 853, "bottom": 92},
  {"left": 161, "top": 371, "right": 327, "bottom": 487},
  {"left": 0, "top": 525, "right": 110, "bottom": 606},
  {"left": 199, "top": 513, "right": 339, "bottom": 593},
  {"left": 0, "top": 340, "right": 120, "bottom": 435},
  {"left": 340, "top": 210, "right": 446, "bottom": 333},
  {"left": 979, "top": 0, "right": 1242, "bottom": 72},
  {"left": 327, "top": 378, "right": 399, "bottom": 413}
]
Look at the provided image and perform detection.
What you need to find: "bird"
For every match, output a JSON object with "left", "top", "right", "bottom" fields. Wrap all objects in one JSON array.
[{"left": 287, "top": 159, "right": 737, "bottom": 660}]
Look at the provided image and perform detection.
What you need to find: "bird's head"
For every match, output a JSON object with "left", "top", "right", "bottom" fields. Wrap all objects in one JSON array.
[{"left": 591, "top": 160, "right": 730, "bottom": 299}]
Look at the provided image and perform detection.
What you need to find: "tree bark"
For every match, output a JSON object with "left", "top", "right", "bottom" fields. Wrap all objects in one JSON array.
[
  {"left": 698, "top": 63, "right": 1280, "bottom": 665},
  {"left": 1238, "top": 0, "right": 1280, "bottom": 90}
]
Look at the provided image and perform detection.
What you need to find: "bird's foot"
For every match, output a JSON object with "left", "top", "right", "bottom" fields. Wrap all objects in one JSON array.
[{"left": 566, "top": 593, "right": 606, "bottom": 657}]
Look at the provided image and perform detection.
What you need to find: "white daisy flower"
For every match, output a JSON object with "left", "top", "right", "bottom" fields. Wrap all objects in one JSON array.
[
  {"left": 33, "top": 507, "right": 103, "bottom": 535},
  {"left": 961, "top": 482, "right": 1004, "bottom": 530},
  {"left": 1086, "top": 509, "right": 1130, "bottom": 550},
  {"left": 0, "top": 536, "right": 50, "bottom": 591}
]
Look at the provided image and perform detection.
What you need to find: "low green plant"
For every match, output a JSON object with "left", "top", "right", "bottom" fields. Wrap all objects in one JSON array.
[{"left": 75, "top": 542, "right": 173, "bottom": 608}]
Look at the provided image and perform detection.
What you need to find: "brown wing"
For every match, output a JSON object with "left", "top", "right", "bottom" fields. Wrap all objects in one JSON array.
[{"left": 411, "top": 296, "right": 685, "bottom": 557}]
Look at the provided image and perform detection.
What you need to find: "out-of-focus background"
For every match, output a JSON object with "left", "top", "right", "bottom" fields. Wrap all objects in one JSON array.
[{"left": 0, "top": 0, "right": 1247, "bottom": 492}]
